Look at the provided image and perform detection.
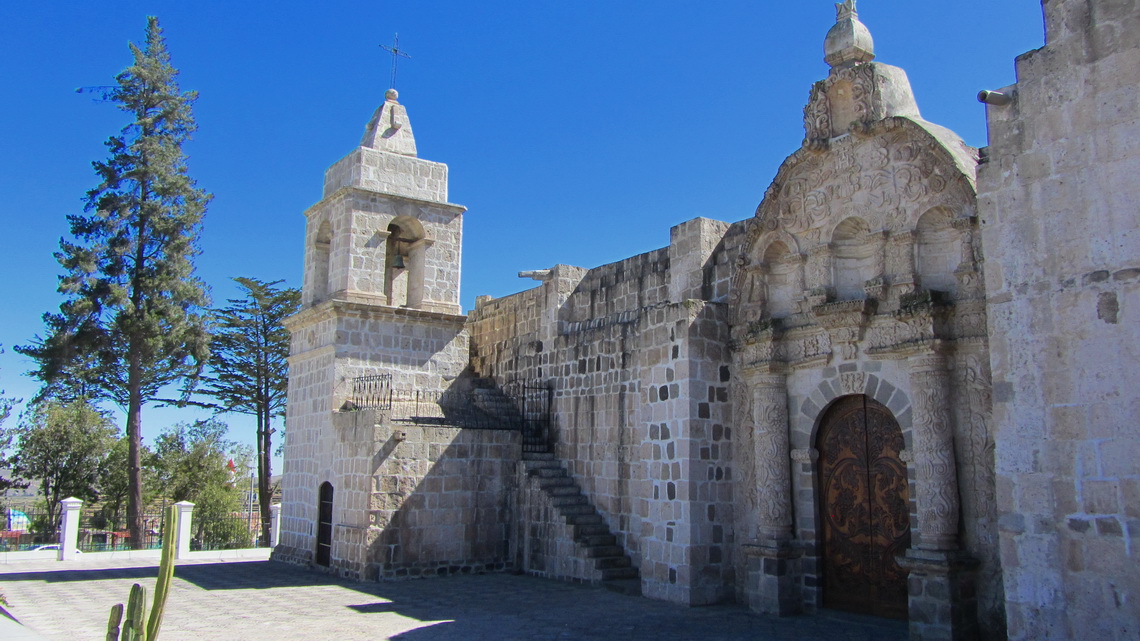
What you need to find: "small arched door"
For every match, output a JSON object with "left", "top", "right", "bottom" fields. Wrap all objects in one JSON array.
[
  {"left": 316, "top": 482, "right": 334, "bottom": 567},
  {"left": 817, "top": 395, "right": 910, "bottom": 619}
]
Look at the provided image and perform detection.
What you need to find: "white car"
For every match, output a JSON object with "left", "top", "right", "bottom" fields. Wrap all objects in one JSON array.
[{"left": 30, "top": 544, "right": 82, "bottom": 554}]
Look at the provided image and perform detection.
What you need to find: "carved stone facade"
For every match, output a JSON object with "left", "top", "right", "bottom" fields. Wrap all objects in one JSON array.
[{"left": 281, "top": 2, "right": 1137, "bottom": 640}]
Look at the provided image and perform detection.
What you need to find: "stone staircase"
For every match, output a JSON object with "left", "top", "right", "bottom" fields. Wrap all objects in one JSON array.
[{"left": 521, "top": 437, "right": 641, "bottom": 596}]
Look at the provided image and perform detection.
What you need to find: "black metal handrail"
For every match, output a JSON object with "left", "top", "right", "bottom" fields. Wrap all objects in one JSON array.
[{"left": 349, "top": 373, "right": 393, "bottom": 410}]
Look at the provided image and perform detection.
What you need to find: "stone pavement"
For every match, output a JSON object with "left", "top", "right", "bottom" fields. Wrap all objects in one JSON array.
[{"left": 0, "top": 557, "right": 907, "bottom": 640}]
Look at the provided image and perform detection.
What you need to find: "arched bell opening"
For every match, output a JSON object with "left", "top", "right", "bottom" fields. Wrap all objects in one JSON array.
[{"left": 384, "top": 216, "right": 426, "bottom": 308}]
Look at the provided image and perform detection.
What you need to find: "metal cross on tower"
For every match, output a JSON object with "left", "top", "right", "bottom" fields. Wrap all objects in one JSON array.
[{"left": 380, "top": 33, "right": 411, "bottom": 89}]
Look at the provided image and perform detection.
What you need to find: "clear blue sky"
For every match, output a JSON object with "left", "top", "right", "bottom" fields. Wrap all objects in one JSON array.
[{"left": 0, "top": 1, "right": 1044, "bottom": 466}]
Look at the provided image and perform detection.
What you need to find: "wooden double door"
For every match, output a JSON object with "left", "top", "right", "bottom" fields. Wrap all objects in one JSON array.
[{"left": 817, "top": 395, "right": 911, "bottom": 619}]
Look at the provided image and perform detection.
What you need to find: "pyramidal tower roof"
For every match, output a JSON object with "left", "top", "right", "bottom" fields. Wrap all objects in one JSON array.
[
  {"left": 360, "top": 88, "right": 418, "bottom": 156},
  {"left": 824, "top": 0, "right": 875, "bottom": 68}
]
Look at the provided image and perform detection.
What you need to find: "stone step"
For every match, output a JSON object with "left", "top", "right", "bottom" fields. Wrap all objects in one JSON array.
[
  {"left": 546, "top": 485, "right": 580, "bottom": 497},
  {"left": 532, "top": 467, "right": 567, "bottom": 478},
  {"left": 551, "top": 495, "right": 587, "bottom": 507},
  {"left": 523, "top": 459, "right": 562, "bottom": 471},
  {"left": 572, "top": 523, "right": 609, "bottom": 538},
  {"left": 601, "top": 577, "right": 642, "bottom": 596},
  {"left": 557, "top": 504, "right": 596, "bottom": 517},
  {"left": 600, "top": 566, "right": 640, "bottom": 581},
  {"left": 538, "top": 477, "right": 575, "bottom": 489},
  {"left": 576, "top": 533, "right": 616, "bottom": 547},
  {"left": 565, "top": 513, "right": 604, "bottom": 526},
  {"left": 584, "top": 545, "right": 625, "bottom": 558},
  {"left": 594, "top": 556, "right": 632, "bottom": 570},
  {"left": 523, "top": 451, "right": 555, "bottom": 461}
]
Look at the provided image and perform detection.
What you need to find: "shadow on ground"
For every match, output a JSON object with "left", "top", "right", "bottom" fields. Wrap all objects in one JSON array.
[{"left": 1, "top": 560, "right": 908, "bottom": 641}]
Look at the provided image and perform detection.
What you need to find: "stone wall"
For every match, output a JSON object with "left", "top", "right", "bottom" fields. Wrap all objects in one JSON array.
[
  {"left": 979, "top": 1, "right": 1140, "bottom": 638},
  {"left": 276, "top": 408, "right": 517, "bottom": 580},
  {"left": 276, "top": 302, "right": 470, "bottom": 574},
  {"left": 468, "top": 220, "right": 744, "bottom": 604}
]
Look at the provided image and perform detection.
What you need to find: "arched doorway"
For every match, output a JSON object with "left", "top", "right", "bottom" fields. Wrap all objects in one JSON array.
[
  {"left": 817, "top": 395, "right": 910, "bottom": 619},
  {"left": 316, "top": 482, "right": 334, "bottom": 567}
]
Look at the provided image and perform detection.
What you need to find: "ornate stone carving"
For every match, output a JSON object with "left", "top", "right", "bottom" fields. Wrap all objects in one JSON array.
[
  {"left": 807, "top": 245, "right": 833, "bottom": 290},
  {"left": 804, "top": 82, "right": 832, "bottom": 145},
  {"left": 730, "top": 379, "right": 760, "bottom": 514},
  {"left": 908, "top": 351, "right": 960, "bottom": 551},
  {"left": 751, "top": 374, "right": 793, "bottom": 541},
  {"left": 812, "top": 299, "right": 875, "bottom": 361},
  {"left": 784, "top": 330, "right": 832, "bottom": 366},
  {"left": 790, "top": 448, "right": 818, "bottom": 464},
  {"left": 840, "top": 371, "right": 867, "bottom": 395}
]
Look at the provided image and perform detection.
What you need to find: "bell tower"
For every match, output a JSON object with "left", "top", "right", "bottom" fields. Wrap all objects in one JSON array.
[
  {"left": 277, "top": 88, "right": 472, "bottom": 573},
  {"left": 301, "top": 88, "right": 464, "bottom": 314}
]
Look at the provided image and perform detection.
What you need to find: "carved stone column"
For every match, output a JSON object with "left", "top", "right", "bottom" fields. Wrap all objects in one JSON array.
[
  {"left": 907, "top": 350, "right": 960, "bottom": 551},
  {"left": 752, "top": 371, "right": 792, "bottom": 542},
  {"left": 741, "top": 366, "right": 801, "bottom": 616},
  {"left": 902, "top": 348, "right": 980, "bottom": 641}
]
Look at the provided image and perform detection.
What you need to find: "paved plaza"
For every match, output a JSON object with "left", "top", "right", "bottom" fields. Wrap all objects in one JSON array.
[{"left": 0, "top": 556, "right": 907, "bottom": 640}]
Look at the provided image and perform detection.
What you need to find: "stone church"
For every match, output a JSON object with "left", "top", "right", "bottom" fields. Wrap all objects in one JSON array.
[{"left": 274, "top": 2, "right": 1139, "bottom": 640}]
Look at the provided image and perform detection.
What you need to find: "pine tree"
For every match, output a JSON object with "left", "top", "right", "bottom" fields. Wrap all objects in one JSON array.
[
  {"left": 17, "top": 16, "right": 211, "bottom": 547},
  {"left": 202, "top": 277, "right": 299, "bottom": 544}
]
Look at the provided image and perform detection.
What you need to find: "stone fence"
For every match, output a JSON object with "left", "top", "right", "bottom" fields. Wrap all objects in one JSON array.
[{"left": 1, "top": 497, "right": 282, "bottom": 563}]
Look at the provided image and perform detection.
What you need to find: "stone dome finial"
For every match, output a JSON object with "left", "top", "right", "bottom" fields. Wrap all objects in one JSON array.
[
  {"left": 386, "top": 88, "right": 399, "bottom": 102},
  {"left": 824, "top": 0, "right": 875, "bottom": 69}
]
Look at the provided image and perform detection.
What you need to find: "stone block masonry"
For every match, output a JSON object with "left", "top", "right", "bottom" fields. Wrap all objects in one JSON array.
[
  {"left": 979, "top": 1, "right": 1140, "bottom": 638},
  {"left": 276, "top": 408, "right": 519, "bottom": 580}
]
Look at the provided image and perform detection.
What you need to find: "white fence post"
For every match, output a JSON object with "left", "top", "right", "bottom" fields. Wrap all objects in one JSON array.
[
  {"left": 59, "top": 497, "right": 83, "bottom": 561},
  {"left": 269, "top": 503, "right": 282, "bottom": 548},
  {"left": 174, "top": 501, "right": 195, "bottom": 559}
]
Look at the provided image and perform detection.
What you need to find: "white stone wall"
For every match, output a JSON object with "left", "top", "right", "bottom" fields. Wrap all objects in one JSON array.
[
  {"left": 979, "top": 1, "right": 1140, "bottom": 638},
  {"left": 324, "top": 147, "right": 448, "bottom": 204}
]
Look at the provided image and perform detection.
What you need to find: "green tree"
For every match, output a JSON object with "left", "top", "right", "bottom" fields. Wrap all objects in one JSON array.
[
  {"left": 96, "top": 437, "right": 156, "bottom": 531},
  {"left": 202, "top": 277, "right": 298, "bottom": 544},
  {"left": 0, "top": 346, "right": 27, "bottom": 495},
  {"left": 10, "top": 399, "right": 118, "bottom": 531},
  {"left": 151, "top": 419, "right": 251, "bottom": 549},
  {"left": 17, "top": 16, "right": 211, "bottom": 546}
]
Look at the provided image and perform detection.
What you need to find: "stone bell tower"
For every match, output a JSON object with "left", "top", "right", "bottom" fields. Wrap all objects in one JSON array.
[
  {"left": 275, "top": 88, "right": 472, "bottom": 574},
  {"left": 301, "top": 88, "right": 464, "bottom": 316}
]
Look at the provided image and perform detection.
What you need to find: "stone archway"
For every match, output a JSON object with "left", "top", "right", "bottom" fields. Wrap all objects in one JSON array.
[{"left": 817, "top": 394, "right": 910, "bottom": 619}]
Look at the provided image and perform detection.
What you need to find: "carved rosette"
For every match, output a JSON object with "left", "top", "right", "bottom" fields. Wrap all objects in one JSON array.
[
  {"left": 907, "top": 351, "right": 960, "bottom": 550},
  {"left": 749, "top": 371, "right": 793, "bottom": 542}
]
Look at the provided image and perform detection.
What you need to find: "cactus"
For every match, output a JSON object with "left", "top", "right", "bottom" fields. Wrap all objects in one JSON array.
[{"left": 105, "top": 505, "right": 180, "bottom": 641}]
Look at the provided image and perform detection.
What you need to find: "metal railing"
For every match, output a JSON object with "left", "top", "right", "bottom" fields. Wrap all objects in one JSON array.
[
  {"left": 348, "top": 373, "right": 393, "bottom": 410},
  {"left": 1, "top": 508, "right": 59, "bottom": 551},
  {"left": 77, "top": 508, "right": 167, "bottom": 552}
]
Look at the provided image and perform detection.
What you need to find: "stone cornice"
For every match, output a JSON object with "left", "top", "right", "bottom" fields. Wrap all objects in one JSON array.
[
  {"left": 303, "top": 186, "right": 468, "bottom": 218},
  {"left": 285, "top": 297, "right": 467, "bottom": 330}
]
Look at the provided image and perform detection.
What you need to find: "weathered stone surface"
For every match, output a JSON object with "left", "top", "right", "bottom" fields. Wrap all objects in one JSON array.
[{"left": 979, "top": 0, "right": 1140, "bottom": 638}]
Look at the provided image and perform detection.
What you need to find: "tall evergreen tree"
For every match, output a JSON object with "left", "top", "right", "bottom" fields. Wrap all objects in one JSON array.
[
  {"left": 202, "top": 277, "right": 299, "bottom": 544},
  {"left": 17, "top": 16, "right": 210, "bottom": 546}
]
